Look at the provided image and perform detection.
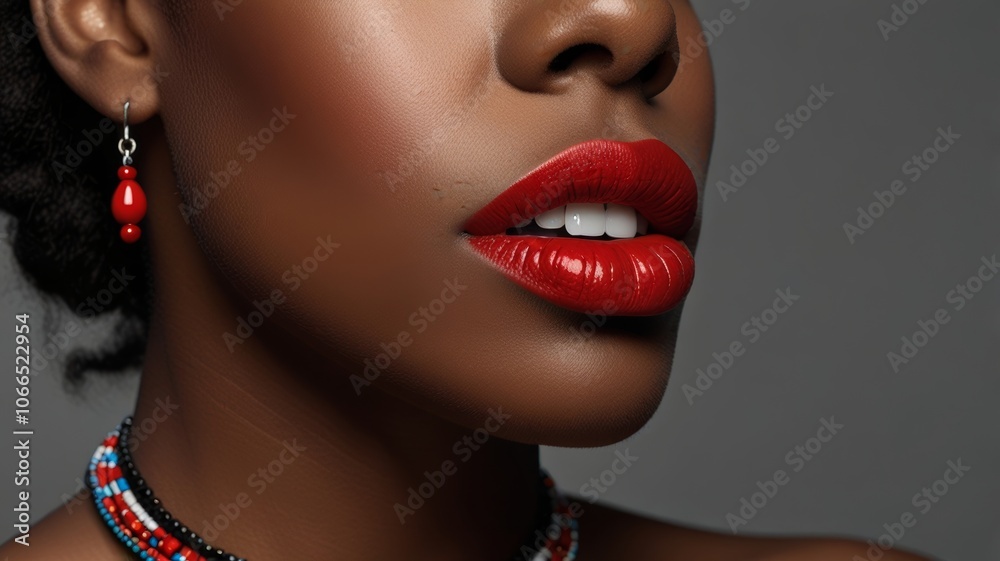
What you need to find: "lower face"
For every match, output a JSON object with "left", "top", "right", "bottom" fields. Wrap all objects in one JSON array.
[{"left": 156, "top": 0, "right": 714, "bottom": 446}]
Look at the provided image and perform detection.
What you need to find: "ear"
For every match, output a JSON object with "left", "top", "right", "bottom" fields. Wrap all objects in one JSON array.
[{"left": 30, "top": 0, "right": 167, "bottom": 123}]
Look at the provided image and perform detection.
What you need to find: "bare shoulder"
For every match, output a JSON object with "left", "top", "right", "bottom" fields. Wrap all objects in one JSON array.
[
  {"left": 0, "top": 499, "right": 126, "bottom": 561},
  {"left": 576, "top": 501, "right": 938, "bottom": 561}
]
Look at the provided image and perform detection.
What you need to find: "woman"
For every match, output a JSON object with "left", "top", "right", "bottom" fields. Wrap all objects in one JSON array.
[{"left": 0, "top": 0, "right": 933, "bottom": 559}]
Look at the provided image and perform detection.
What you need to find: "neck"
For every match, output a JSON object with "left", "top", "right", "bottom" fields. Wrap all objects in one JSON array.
[{"left": 123, "top": 128, "right": 541, "bottom": 561}]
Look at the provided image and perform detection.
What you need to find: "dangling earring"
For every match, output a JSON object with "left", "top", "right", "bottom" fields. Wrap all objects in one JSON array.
[{"left": 111, "top": 100, "right": 147, "bottom": 243}]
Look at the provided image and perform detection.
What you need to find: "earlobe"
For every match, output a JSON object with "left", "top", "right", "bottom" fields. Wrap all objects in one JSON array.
[{"left": 29, "top": 0, "right": 164, "bottom": 122}]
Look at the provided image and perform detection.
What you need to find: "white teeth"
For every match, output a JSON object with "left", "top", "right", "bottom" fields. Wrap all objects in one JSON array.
[
  {"left": 565, "top": 203, "right": 606, "bottom": 237},
  {"left": 519, "top": 204, "right": 649, "bottom": 238},
  {"left": 605, "top": 204, "right": 638, "bottom": 239},
  {"left": 535, "top": 207, "right": 565, "bottom": 229}
]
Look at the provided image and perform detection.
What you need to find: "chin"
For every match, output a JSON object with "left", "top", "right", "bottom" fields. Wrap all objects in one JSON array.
[
  {"left": 511, "top": 309, "right": 682, "bottom": 447},
  {"left": 371, "top": 301, "right": 684, "bottom": 448}
]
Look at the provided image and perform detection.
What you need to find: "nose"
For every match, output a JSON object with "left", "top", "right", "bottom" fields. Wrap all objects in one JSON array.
[{"left": 496, "top": 0, "right": 680, "bottom": 99}]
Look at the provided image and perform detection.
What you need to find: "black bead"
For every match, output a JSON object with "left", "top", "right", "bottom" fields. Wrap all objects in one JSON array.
[{"left": 94, "top": 418, "right": 248, "bottom": 561}]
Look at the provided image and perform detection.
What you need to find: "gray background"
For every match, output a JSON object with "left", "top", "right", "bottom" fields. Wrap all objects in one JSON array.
[{"left": 2, "top": 1, "right": 997, "bottom": 560}]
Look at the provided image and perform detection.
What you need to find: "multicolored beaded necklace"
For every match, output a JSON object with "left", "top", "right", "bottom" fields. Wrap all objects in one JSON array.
[{"left": 86, "top": 416, "right": 579, "bottom": 561}]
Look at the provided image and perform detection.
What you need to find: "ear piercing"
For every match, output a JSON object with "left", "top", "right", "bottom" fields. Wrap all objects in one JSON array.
[{"left": 111, "top": 100, "right": 148, "bottom": 243}]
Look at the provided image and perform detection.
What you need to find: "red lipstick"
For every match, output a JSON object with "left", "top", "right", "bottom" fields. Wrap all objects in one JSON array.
[{"left": 463, "top": 139, "right": 698, "bottom": 316}]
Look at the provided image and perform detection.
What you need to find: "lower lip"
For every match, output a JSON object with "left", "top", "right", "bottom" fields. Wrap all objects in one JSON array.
[{"left": 466, "top": 233, "right": 694, "bottom": 316}]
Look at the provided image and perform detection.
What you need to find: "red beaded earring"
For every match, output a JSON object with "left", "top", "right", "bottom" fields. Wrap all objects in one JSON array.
[{"left": 111, "top": 100, "right": 147, "bottom": 243}]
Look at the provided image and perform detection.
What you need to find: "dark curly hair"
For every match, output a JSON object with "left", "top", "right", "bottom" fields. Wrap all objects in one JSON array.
[{"left": 1, "top": 2, "right": 153, "bottom": 388}]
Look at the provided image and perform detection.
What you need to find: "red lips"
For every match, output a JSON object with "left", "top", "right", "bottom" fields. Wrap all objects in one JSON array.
[{"left": 463, "top": 139, "right": 698, "bottom": 316}]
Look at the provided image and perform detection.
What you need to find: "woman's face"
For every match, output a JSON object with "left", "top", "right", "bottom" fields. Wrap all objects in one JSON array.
[{"left": 156, "top": 0, "right": 714, "bottom": 446}]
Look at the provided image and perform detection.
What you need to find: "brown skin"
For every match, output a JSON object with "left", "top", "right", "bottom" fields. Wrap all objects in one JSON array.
[{"left": 1, "top": 0, "right": 933, "bottom": 559}]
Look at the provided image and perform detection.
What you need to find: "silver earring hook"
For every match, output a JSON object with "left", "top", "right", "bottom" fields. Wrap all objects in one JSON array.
[{"left": 117, "top": 100, "right": 137, "bottom": 166}]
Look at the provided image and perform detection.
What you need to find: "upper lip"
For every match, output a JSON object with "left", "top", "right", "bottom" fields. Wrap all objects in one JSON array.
[{"left": 462, "top": 138, "right": 698, "bottom": 238}]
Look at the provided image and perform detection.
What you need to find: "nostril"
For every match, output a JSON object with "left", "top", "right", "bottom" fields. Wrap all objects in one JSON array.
[
  {"left": 637, "top": 48, "right": 679, "bottom": 99},
  {"left": 497, "top": 1, "right": 680, "bottom": 96},
  {"left": 637, "top": 52, "right": 666, "bottom": 83},
  {"left": 548, "top": 43, "right": 614, "bottom": 73}
]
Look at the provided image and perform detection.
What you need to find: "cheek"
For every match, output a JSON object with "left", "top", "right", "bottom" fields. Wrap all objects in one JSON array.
[
  {"left": 160, "top": 2, "right": 495, "bottom": 333},
  {"left": 155, "top": 1, "right": 714, "bottom": 444}
]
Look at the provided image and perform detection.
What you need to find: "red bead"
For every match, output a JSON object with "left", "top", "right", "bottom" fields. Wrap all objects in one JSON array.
[
  {"left": 160, "top": 535, "right": 181, "bottom": 556},
  {"left": 121, "top": 224, "right": 142, "bottom": 244},
  {"left": 114, "top": 495, "right": 128, "bottom": 511},
  {"left": 102, "top": 497, "right": 117, "bottom": 515},
  {"left": 118, "top": 166, "right": 137, "bottom": 180},
  {"left": 112, "top": 179, "right": 147, "bottom": 225}
]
